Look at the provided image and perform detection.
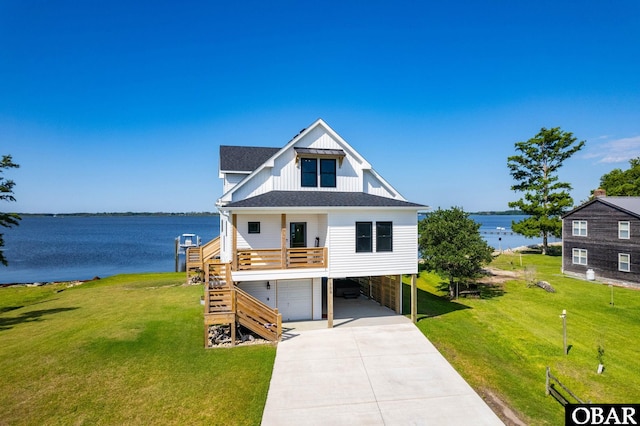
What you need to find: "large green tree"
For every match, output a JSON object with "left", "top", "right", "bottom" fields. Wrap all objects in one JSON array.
[
  {"left": 1, "top": 155, "right": 20, "bottom": 266},
  {"left": 507, "top": 127, "right": 585, "bottom": 255},
  {"left": 418, "top": 207, "right": 493, "bottom": 298},
  {"left": 596, "top": 157, "right": 640, "bottom": 196}
]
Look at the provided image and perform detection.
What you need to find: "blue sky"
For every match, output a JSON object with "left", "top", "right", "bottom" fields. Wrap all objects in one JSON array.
[{"left": 1, "top": 1, "right": 639, "bottom": 213}]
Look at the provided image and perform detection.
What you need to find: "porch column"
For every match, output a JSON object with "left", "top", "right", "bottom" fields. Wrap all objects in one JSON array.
[
  {"left": 231, "top": 214, "right": 238, "bottom": 271},
  {"left": 327, "top": 278, "right": 334, "bottom": 328},
  {"left": 411, "top": 274, "right": 417, "bottom": 324},
  {"left": 281, "top": 214, "right": 286, "bottom": 269}
]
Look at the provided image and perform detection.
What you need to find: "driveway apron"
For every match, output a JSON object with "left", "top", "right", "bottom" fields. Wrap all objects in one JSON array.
[{"left": 261, "top": 322, "right": 504, "bottom": 425}]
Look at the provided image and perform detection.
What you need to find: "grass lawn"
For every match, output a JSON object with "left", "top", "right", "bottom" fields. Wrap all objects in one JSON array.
[
  {"left": 0, "top": 273, "right": 276, "bottom": 426},
  {"left": 404, "top": 253, "right": 640, "bottom": 425}
]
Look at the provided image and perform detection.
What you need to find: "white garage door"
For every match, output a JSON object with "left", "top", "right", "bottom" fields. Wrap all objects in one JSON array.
[{"left": 277, "top": 279, "right": 312, "bottom": 321}]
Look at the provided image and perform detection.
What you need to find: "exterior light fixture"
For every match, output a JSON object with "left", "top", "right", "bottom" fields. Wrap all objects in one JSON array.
[{"left": 267, "top": 282, "right": 270, "bottom": 290}]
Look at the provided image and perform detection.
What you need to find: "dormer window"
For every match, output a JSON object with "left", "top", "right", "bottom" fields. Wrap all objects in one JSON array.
[
  {"left": 295, "top": 147, "right": 344, "bottom": 188},
  {"left": 301, "top": 158, "right": 318, "bottom": 187},
  {"left": 320, "top": 159, "right": 336, "bottom": 187}
]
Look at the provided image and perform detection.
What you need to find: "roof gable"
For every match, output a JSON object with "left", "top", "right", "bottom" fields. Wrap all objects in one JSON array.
[
  {"left": 563, "top": 196, "right": 640, "bottom": 219},
  {"left": 218, "top": 118, "right": 408, "bottom": 204}
]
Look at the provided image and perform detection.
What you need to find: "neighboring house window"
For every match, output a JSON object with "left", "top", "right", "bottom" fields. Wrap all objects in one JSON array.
[
  {"left": 248, "top": 222, "right": 260, "bottom": 234},
  {"left": 356, "top": 222, "right": 372, "bottom": 252},
  {"left": 572, "top": 220, "right": 587, "bottom": 236},
  {"left": 376, "top": 222, "right": 393, "bottom": 252},
  {"left": 301, "top": 158, "right": 318, "bottom": 187},
  {"left": 619, "top": 253, "right": 630, "bottom": 272},
  {"left": 320, "top": 159, "right": 337, "bottom": 187},
  {"left": 572, "top": 248, "right": 587, "bottom": 265},
  {"left": 619, "top": 221, "right": 630, "bottom": 239}
]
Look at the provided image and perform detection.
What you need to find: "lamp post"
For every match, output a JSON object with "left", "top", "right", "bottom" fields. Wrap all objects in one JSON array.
[
  {"left": 609, "top": 284, "right": 614, "bottom": 306},
  {"left": 559, "top": 309, "right": 567, "bottom": 355}
]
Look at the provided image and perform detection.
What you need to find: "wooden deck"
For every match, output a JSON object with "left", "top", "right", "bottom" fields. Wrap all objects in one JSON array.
[
  {"left": 236, "top": 247, "right": 327, "bottom": 270},
  {"left": 192, "top": 237, "right": 317, "bottom": 346}
]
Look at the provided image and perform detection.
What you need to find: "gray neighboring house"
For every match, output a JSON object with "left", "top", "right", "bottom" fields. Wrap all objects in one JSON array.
[{"left": 562, "top": 194, "right": 640, "bottom": 286}]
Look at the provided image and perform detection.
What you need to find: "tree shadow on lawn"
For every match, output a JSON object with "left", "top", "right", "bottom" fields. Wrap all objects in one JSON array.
[
  {"left": 402, "top": 282, "right": 471, "bottom": 319},
  {"left": 402, "top": 277, "right": 508, "bottom": 320},
  {"left": 435, "top": 281, "right": 506, "bottom": 301},
  {"left": 0, "top": 306, "right": 22, "bottom": 314},
  {"left": 0, "top": 307, "right": 79, "bottom": 331}
]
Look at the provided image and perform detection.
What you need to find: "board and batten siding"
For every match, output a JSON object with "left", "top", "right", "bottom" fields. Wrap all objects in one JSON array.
[
  {"left": 225, "top": 126, "right": 398, "bottom": 201},
  {"left": 230, "top": 167, "right": 273, "bottom": 203},
  {"left": 223, "top": 173, "right": 247, "bottom": 194},
  {"left": 327, "top": 210, "right": 418, "bottom": 277},
  {"left": 563, "top": 201, "right": 640, "bottom": 284}
]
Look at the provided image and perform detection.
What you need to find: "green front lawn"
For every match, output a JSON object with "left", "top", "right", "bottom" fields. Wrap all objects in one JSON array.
[
  {"left": 4, "top": 256, "right": 639, "bottom": 425},
  {"left": 405, "top": 253, "right": 640, "bottom": 425},
  {"left": 0, "top": 273, "right": 275, "bottom": 425}
]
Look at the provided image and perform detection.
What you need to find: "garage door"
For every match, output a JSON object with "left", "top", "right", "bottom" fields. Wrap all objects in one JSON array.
[{"left": 277, "top": 279, "right": 312, "bottom": 321}]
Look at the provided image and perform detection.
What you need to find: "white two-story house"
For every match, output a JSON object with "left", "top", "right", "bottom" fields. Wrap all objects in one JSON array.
[{"left": 214, "top": 118, "right": 425, "bottom": 326}]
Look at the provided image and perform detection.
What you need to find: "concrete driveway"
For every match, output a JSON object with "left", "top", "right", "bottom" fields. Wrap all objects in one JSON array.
[{"left": 261, "top": 301, "right": 504, "bottom": 425}]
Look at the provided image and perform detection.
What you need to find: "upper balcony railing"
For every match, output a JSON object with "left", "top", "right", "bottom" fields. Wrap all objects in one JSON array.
[{"left": 236, "top": 247, "right": 327, "bottom": 271}]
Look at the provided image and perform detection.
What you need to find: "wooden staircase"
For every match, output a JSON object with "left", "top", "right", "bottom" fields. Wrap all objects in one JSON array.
[
  {"left": 186, "top": 236, "right": 220, "bottom": 280},
  {"left": 203, "top": 259, "right": 282, "bottom": 347}
]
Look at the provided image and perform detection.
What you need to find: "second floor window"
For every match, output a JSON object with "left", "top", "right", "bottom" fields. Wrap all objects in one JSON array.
[
  {"left": 320, "top": 159, "right": 336, "bottom": 187},
  {"left": 301, "top": 158, "right": 337, "bottom": 188},
  {"left": 619, "top": 221, "right": 630, "bottom": 239},
  {"left": 301, "top": 158, "right": 317, "bottom": 187},
  {"left": 572, "top": 220, "right": 587, "bottom": 236}
]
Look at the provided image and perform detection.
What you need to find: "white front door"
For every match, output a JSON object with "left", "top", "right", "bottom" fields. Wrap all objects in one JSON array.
[{"left": 277, "top": 279, "right": 312, "bottom": 321}]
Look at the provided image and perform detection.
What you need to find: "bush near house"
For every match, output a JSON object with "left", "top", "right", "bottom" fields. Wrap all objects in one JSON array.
[
  {"left": 405, "top": 253, "right": 640, "bottom": 425},
  {"left": 0, "top": 273, "right": 275, "bottom": 425}
]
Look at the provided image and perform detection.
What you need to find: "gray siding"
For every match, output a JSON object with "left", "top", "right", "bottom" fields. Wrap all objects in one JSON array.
[{"left": 563, "top": 201, "right": 640, "bottom": 284}]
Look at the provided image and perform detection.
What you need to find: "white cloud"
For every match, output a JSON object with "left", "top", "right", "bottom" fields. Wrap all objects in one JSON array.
[{"left": 583, "top": 136, "right": 640, "bottom": 164}]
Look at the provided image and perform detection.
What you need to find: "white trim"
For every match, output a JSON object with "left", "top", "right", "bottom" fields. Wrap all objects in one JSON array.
[
  {"left": 619, "top": 253, "right": 630, "bottom": 272},
  {"left": 231, "top": 268, "right": 327, "bottom": 282},
  {"left": 572, "top": 220, "right": 587, "bottom": 236},
  {"left": 572, "top": 248, "right": 587, "bottom": 265},
  {"left": 619, "top": 221, "right": 630, "bottom": 239}
]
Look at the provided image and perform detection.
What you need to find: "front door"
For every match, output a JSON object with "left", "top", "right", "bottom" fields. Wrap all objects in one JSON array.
[{"left": 290, "top": 222, "right": 306, "bottom": 248}]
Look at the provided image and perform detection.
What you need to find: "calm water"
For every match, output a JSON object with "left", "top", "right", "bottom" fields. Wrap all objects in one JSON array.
[
  {"left": 470, "top": 214, "right": 560, "bottom": 251},
  {"left": 1, "top": 214, "right": 555, "bottom": 284},
  {"left": 1, "top": 215, "right": 220, "bottom": 284}
]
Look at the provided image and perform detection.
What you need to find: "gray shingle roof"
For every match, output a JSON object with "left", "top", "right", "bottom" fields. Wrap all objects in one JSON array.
[
  {"left": 564, "top": 196, "right": 640, "bottom": 218},
  {"left": 224, "top": 191, "right": 426, "bottom": 208},
  {"left": 219, "top": 146, "right": 280, "bottom": 172},
  {"left": 599, "top": 197, "right": 640, "bottom": 216}
]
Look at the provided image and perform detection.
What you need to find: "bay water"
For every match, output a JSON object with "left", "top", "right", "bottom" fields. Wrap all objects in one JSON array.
[
  {"left": 1, "top": 215, "right": 220, "bottom": 284},
  {"left": 0, "top": 214, "right": 555, "bottom": 284}
]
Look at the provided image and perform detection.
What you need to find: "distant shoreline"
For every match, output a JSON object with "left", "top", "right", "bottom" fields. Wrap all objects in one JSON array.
[{"left": 14, "top": 212, "right": 219, "bottom": 217}]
